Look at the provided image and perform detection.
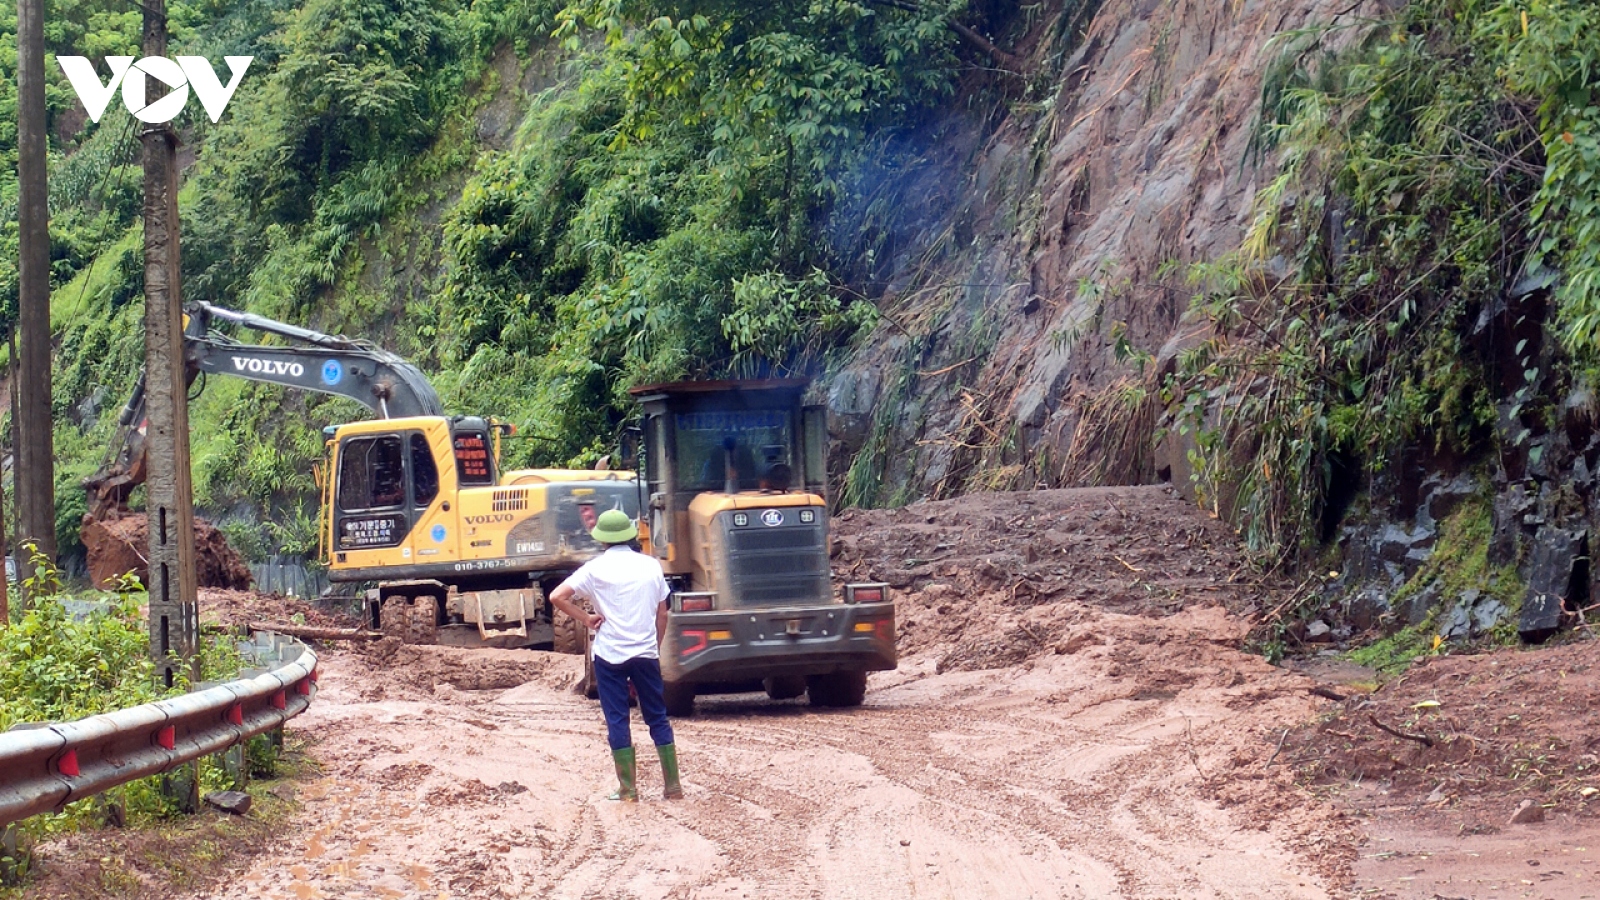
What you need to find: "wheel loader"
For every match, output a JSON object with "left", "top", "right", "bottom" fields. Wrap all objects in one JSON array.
[{"left": 591, "top": 378, "right": 897, "bottom": 714}]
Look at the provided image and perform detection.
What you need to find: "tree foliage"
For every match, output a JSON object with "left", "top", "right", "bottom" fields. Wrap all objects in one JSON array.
[
  {"left": 436, "top": 0, "right": 950, "bottom": 465},
  {"left": 19, "top": 0, "right": 976, "bottom": 552},
  {"left": 1485, "top": 0, "right": 1600, "bottom": 355}
]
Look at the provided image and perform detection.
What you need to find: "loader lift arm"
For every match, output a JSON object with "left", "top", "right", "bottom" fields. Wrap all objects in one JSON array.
[{"left": 85, "top": 302, "right": 445, "bottom": 518}]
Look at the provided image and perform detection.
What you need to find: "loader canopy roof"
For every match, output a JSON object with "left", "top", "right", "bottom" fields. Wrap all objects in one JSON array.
[{"left": 630, "top": 379, "right": 813, "bottom": 494}]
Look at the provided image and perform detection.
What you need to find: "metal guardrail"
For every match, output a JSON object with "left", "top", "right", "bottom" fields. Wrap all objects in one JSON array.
[{"left": 0, "top": 632, "right": 318, "bottom": 827}]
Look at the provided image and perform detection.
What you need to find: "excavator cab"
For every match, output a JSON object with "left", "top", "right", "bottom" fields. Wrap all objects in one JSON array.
[
  {"left": 326, "top": 416, "right": 496, "bottom": 558},
  {"left": 627, "top": 379, "right": 895, "bottom": 715}
]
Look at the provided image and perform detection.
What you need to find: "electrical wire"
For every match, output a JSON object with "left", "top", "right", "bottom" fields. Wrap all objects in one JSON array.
[{"left": 66, "top": 112, "right": 140, "bottom": 331}]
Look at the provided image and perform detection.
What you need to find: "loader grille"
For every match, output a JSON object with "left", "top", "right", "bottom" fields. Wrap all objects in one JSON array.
[{"left": 723, "top": 514, "right": 829, "bottom": 606}]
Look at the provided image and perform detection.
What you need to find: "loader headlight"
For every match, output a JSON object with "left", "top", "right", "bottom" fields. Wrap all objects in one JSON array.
[
  {"left": 799, "top": 509, "right": 816, "bottom": 523},
  {"left": 732, "top": 512, "right": 749, "bottom": 527}
]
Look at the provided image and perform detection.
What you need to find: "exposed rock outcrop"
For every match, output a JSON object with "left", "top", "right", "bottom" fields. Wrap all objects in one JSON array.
[{"left": 827, "top": 0, "right": 1369, "bottom": 502}]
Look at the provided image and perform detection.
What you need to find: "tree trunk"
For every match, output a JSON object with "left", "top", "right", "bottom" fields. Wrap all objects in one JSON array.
[
  {"left": 15, "top": 0, "right": 56, "bottom": 596},
  {"left": 0, "top": 467, "right": 8, "bottom": 628}
]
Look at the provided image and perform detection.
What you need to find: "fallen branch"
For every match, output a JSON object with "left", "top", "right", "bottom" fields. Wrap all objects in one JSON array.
[
  {"left": 1264, "top": 727, "right": 1291, "bottom": 768},
  {"left": 1309, "top": 686, "right": 1347, "bottom": 702},
  {"left": 248, "top": 621, "right": 385, "bottom": 642},
  {"left": 1017, "top": 620, "right": 1047, "bottom": 645},
  {"left": 916, "top": 357, "right": 977, "bottom": 378},
  {"left": 1367, "top": 713, "right": 1434, "bottom": 748},
  {"left": 863, "top": 0, "right": 1024, "bottom": 71}
]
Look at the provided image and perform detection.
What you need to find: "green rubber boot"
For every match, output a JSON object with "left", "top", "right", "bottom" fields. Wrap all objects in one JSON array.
[
  {"left": 609, "top": 747, "right": 637, "bottom": 802},
  {"left": 658, "top": 743, "right": 683, "bottom": 799}
]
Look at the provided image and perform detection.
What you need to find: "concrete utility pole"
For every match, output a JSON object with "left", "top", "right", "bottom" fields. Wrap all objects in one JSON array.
[
  {"left": 15, "top": 0, "right": 56, "bottom": 592},
  {"left": 138, "top": 0, "right": 201, "bottom": 693}
]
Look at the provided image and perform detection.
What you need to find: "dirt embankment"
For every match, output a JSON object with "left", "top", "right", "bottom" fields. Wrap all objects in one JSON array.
[
  {"left": 831, "top": 485, "right": 1265, "bottom": 667},
  {"left": 82, "top": 512, "right": 253, "bottom": 590},
  {"left": 200, "top": 587, "right": 355, "bottom": 631}
]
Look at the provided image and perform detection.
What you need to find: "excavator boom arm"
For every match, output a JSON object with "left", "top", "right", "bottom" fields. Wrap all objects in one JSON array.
[
  {"left": 85, "top": 304, "right": 444, "bottom": 518},
  {"left": 190, "top": 341, "right": 443, "bottom": 419}
]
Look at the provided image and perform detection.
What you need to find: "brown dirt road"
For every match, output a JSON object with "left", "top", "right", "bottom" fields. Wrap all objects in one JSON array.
[
  {"left": 23, "top": 485, "right": 1600, "bottom": 899},
  {"left": 176, "top": 486, "right": 1355, "bottom": 899},
  {"left": 188, "top": 625, "right": 1342, "bottom": 900}
]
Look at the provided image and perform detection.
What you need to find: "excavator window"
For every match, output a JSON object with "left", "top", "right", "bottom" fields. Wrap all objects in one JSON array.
[
  {"left": 337, "top": 435, "right": 406, "bottom": 511},
  {"left": 410, "top": 434, "right": 439, "bottom": 506}
]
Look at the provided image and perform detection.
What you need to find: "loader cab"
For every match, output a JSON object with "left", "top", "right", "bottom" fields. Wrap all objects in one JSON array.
[{"left": 629, "top": 379, "right": 830, "bottom": 607}]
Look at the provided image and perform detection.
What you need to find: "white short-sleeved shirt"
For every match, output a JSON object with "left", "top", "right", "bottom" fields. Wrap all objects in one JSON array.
[{"left": 558, "top": 545, "right": 670, "bottom": 664}]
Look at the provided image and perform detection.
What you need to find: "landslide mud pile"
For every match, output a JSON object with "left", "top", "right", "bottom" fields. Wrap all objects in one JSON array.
[
  {"left": 1286, "top": 638, "right": 1600, "bottom": 824},
  {"left": 831, "top": 484, "right": 1271, "bottom": 670},
  {"left": 83, "top": 512, "right": 253, "bottom": 590},
  {"left": 202, "top": 587, "right": 356, "bottom": 631}
]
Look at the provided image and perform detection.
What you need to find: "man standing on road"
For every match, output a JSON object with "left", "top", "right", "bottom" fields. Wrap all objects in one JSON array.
[{"left": 548, "top": 509, "right": 683, "bottom": 801}]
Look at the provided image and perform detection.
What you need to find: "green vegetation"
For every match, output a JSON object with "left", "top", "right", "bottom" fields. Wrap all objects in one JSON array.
[
  {"left": 0, "top": 547, "right": 256, "bottom": 880},
  {"left": 1173, "top": 0, "right": 1600, "bottom": 566},
  {"left": 1347, "top": 497, "right": 1525, "bottom": 673},
  {"left": 7, "top": 0, "right": 988, "bottom": 559},
  {"left": 433, "top": 0, "right": 952, "bottom": 465}
]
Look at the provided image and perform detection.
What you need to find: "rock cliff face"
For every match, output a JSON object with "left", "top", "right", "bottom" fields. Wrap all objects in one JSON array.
[
  {"left": 826, "top": 0, "right": 1597, "bottom": 646},
  {"left": 826, "top": 0, "right": 1359, "bottom": 504}
]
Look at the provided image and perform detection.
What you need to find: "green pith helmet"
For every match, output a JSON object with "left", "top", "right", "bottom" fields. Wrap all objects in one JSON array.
[{"left": 591, "top": 508, "right": 638, "bottom": 544}]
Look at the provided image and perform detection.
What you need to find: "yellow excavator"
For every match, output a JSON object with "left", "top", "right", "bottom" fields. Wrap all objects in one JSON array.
[
  {"left": 609, "top": 378, "right": 897, "bottom": 714},
  {"left": 85, "top": 302, "right": 636, "bottom": 650}
]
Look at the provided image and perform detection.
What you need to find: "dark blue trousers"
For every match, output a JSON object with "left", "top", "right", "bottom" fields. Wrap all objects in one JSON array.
[{"left": 594, "top": 655, "right": 675, "bottom": 751}]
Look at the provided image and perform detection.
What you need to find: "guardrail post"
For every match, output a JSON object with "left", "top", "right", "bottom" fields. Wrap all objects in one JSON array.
[
  {"left": 0, "top": 824, "right": 28, "bottom": 886},
  {"left": 160, "top": 764, "right": 198, "bottom": 815},
  {"left": 220, "top": 744, "right": 247, "bottom": 791}
]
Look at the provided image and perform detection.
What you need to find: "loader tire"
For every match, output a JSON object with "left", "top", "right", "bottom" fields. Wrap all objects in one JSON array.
[
  {"left": 763, "top": 676, "right": 807, "bottom": 701},
  {"left": 380, "top": 595, "right": 439, "bottom": 645},
  {"left": 663, "top": 680, "right": 695, "bottom": 717},
  {"left": 553, "top": 613, "right": 584, "bottom": 655},
  {"left": 807, "top": 671, "right": 867, "bottom": 708}
]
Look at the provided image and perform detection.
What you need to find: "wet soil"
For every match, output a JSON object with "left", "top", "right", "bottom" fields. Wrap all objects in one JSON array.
[
  {"left": 82, "top": 513, "right": 253, "bottom": 591},
  {"left": 201, "top": 587, "right": 357, "bottom": 632},
  {"left": 191, "top": 486, "right": 1353, "bottom": 898},
  {"left": 17, "top": 485, "right": 1600, "bottom": 898},
  {"left": 1283, "top": 639, "right": 1600, "bottom": 899}
]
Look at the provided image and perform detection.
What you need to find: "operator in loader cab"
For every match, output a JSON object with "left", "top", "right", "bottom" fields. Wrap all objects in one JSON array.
[{"left": 548, "top": 509, "right": 683, "bottom": 801}]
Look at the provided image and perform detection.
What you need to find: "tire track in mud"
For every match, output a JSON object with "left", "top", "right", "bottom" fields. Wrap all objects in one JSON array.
[
  {"left": 181, "top": 604, "right": 1348, "bottom": 900},
  {"left": 705, "top": 704, "right": 1133, "bottom": 897},
  {"left": 682, "top": 674, "right": 1328, "bottom": 900}
]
